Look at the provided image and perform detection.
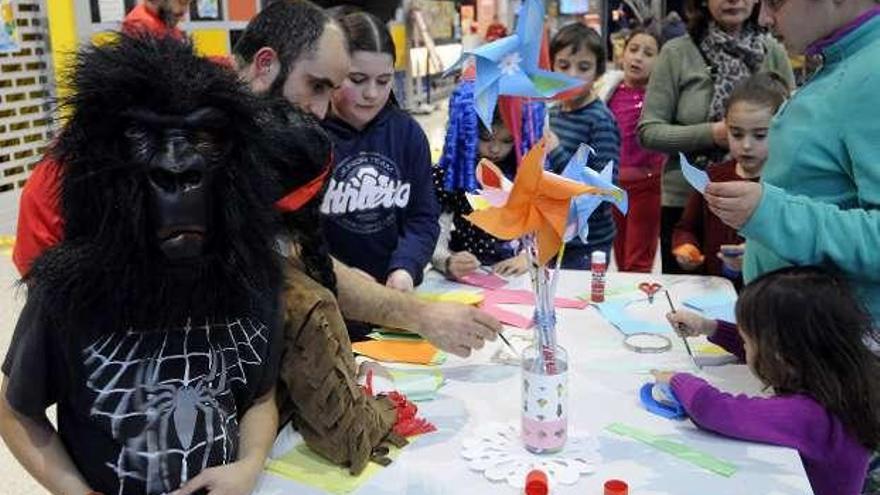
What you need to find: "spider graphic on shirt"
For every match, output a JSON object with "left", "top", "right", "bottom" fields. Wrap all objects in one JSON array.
[{"left": 82, "top": 317, "right": 268, "bottom": 494}]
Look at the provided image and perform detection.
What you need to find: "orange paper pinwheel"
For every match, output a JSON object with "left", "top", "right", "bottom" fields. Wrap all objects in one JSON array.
[{"left": 466, "top": 140, "right": 610, "bottom": 265}]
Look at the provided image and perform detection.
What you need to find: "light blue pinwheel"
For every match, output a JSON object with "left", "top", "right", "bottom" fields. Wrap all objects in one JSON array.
[
  {"left": 449, "top": 0, "right": 584, "bottom": 129},
  {"left": 561, "top": 144, "right": 629, "bottom": 243}
]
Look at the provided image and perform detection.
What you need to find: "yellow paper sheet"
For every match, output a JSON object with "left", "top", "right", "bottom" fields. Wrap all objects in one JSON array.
[
  {"left": 191, "top": 29, "right": 229, "bottom": 57},
  {"left": 416, "top": 290, "right": 484, "bottom": 305},
  {"left": 266, "top": 441, "right": 407, "bottom": 494}
]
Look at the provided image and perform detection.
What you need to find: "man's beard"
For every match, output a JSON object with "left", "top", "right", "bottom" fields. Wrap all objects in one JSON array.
[{"left": 157, "top": 2, "right": 179, "bottom": 28}]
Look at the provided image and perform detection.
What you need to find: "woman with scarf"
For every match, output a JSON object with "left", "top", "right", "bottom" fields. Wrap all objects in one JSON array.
[{"left": 638, "top": 0, "right": 794, "bottom": 274}]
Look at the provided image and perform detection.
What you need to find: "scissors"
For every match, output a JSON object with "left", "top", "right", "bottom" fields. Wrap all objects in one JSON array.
[{"left": 638, "top": 282, "right": 663, "bottom": 304}]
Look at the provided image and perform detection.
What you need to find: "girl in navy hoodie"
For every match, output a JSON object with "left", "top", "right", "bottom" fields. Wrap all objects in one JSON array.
[{"left": 321, "top": 11, "right": 439, "bottom": 294}]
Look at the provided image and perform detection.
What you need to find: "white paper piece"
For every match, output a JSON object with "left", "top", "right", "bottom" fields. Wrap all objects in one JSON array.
[
  {"left": 679, "top": 152, "right": 710, "bottom": 194},
  {"left": 462, "top": 422, "right": 600, "bottom": 489},
  {"left": 98, "top": 0, "right": 125, "bottom": 23}
]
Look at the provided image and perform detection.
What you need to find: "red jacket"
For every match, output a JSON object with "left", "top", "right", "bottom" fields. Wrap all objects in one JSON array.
[
  {"left": 12, "top": 157, "right": 62, "bottom": 275},
  {"left": 121, "top": 4, "right": 184, "bottom": 40}
]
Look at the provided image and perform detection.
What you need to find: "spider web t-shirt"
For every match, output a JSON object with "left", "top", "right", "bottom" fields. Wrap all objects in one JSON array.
[{"left": 2, "top": 298, "right": 282, "bottom": 495}]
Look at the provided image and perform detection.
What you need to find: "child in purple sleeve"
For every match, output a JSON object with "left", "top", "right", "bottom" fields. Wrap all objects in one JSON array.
[{"left": 655, "top": 266, "right": 880, "bottom": 495}]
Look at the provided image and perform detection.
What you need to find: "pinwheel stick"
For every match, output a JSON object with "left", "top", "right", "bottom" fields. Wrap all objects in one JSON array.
[{"left": 523, "top": 233, "right": 558, "bottom": 375}]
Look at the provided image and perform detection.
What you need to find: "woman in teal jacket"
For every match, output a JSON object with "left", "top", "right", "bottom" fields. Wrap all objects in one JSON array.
[{"left": 707, "top": 0, "right": 880, "bottom": 325}]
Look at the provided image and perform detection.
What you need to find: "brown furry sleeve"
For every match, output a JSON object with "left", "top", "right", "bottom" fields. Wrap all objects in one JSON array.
[{"left": 276, "top": 265, "right": 398, "bottom": 474}]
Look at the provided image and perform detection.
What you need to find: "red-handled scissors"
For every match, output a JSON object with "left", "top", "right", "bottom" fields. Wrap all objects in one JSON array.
[{"left": 638, "top": 282, "right": 663, "bottom": 304}]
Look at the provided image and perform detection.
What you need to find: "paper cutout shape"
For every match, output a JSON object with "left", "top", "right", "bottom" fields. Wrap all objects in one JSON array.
[
  {"left": 266, "top": 440, "right": 410, "bottom": 494},
  {"left": 466, "top": 141, "right": 610, "bottom": 265},
  {"left": 595, "top": 301, "right": 671, "bottom": 335},
  {"left": 449, "top": 0, "right": 584, "bottom": 128},
  {"left": 605, "top": 422, "right": 737, "bottom": 477},
  {"left": 683, "top": 292, "right": 737, "bottom": 323},
  {"left": 679, "top": 153, "right": 710, "bottom": 194},
  {"left": 560, "top": 144, "right": 629, "bottom": 243},
  {"left": 352, "top": 341, "right": 446, "bottom": 365},
  {"left": 458, "top": 272, "right": 509, "bottom": 290},
  {"left": 462, "top": 422, "right": 601, "bottom": 489}
]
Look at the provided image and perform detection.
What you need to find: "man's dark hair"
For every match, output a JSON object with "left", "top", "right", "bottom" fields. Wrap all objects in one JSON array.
[{"left": 233, "top": 0, "right": 344, "bottom": 94}]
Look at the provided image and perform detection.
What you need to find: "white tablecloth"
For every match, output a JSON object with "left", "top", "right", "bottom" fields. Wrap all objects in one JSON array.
[{"left": 254, "top": 271, "right": 813, "bottom": 495}]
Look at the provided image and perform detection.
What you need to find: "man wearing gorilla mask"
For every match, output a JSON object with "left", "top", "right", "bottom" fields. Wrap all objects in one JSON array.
[{"left": 0, "top": 36, "right": 296, "bottom": 495}]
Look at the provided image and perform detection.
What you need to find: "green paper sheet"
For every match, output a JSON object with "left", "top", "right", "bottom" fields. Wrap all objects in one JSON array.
[
  {"left": 388, "top": 369, "right": 444, "bottom": 402},
  {"left": 266, "top": 440, "right": 409, "bottom": 494},
  {"left": 605, "top": 422, "right": 737, "bottom": 477},
  {"left": 366, "top": 330, "right": 425, "bottom": 342}
]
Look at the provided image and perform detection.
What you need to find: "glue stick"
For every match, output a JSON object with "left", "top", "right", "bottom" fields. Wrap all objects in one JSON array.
[{"left": 591, "top": 251, "right": 607, "bottom": 303}]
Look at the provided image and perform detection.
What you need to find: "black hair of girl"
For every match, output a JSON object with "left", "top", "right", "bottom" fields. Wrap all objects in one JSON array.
[
  {"left": 233, "top": 0, "right": 343, "bottom": 96},
  {"left": 333, "top": 10, "right": 396, "bottom": 63},
  {"left": 685, "top": 0, "right": 761, "bottom": 42},
  {"left": 735, "top": 266, "right": 880, "bottom": 449},
  {"left": 624, "top": 26, "right": 663, "bottom": 51},
  {"left": 724, "top": 72, "right": 790, "bottom": 116},
  {"left": 550, "top": 23, "right": 606, "bottom": 76}
]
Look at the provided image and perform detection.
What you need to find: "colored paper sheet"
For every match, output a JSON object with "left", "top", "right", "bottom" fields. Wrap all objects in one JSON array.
[
  {"left": 679, "top": 153, "right": 710, "bottom": 194},
  {"left": 191, "top": 29, "right": 229, "bottom": 57},
  {"left": 481, "top": 303, "right": 533, "bottom": 329},
  {"left": 683, "top": 292, "right": 737, "bottom": 323},
  {"left": 366, "top": 330, "right": 425, "bottom": 342},
  {"left": 266, "top": 440, "right": 409, "bottom": 494},
  {"left": 228, "top": 0, "right": 257, "bottom": 21},
  {"left": 596, "top": 301, "right": 671, "bottom": 335},
  {"left": 417, "top": 290, "right": 485, "bottom": 305},
  {"left": 0, "top": 0, "right": 21, "bottom": 52},
  {"left": 458, "top": 272, "right": 509, "bottom": 290},
  {"left": 484, "top": 288, "right": 589, "bottom": 309},
  {"left": 605, "top": 422, "right": 737, "bottom": 477},
  {"left": 352, "top": 340, "right": 446, "bottom": 366},
  {"left": 388, "top": 369, "right": 444, "bottom": 402}
]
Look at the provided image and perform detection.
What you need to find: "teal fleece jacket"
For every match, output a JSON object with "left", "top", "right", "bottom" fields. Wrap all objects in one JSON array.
[{"left": 742, "top": 15, "right": 880, "bottom": 322}]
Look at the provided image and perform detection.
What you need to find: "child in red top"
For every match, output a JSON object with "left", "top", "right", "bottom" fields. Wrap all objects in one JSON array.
[
  {"left": 672, "top": 73, "right": 789, "bottom": 284},
  {"left": 604, "top": 28, "right": 667, "bottom": 272}
]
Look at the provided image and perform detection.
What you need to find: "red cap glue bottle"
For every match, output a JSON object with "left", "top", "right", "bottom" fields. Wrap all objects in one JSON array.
[
  {"left": 591, "top": 251, "right": 607, "bottom": 303},
  {"left": 524, "top": 469, "right": 548, "bottom": 495}
]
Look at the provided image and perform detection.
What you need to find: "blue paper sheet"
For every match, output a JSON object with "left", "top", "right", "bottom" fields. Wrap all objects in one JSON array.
[
  {"left": 679, "top": 153, "right": 709, "bottom": 194},
  {"left": 683, "top": 292, "right": 737, "bottom": 323},
  {"left": 596, "top": 301, "right": 671, "bottom": 335}
]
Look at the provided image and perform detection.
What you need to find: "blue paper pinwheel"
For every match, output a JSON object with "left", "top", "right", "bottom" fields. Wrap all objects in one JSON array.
[
  {"left": 451, "top": 0, "right": 584, "bottom": 129},
  {"left": 561, "top": 144, "right": 629, "bottom": 243}
]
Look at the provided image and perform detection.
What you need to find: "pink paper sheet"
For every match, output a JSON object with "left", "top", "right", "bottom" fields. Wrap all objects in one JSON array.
[
  {"left": 483, "top": 289, "right": 589, "bottom": 310},
  {"left": 481, "top": 303, "right": 533, "bottom": 329},
  {"left": 459, "top": 272, "right": 509, "bottom": 290}
]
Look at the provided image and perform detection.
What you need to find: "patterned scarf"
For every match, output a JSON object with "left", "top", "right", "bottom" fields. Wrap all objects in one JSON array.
[{"left": 700, "top": 22, "right": 767, "bottom": 121}]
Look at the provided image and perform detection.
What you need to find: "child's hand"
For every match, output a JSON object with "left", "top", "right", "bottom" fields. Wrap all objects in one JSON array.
[
  {"left": 447, "top": 251, "right": 480, "bottom": 279},
  {"left": 545, "top": 130, "right": 560, "bottom": 152},
  {"left": 651, "top": 369, "right": 676, "bottom": 384},
  {"left": 171, "top": 458, "right": 263, "bottom": 495},
  {"left": 666, "top": 310, "right": 717, "bottom": 337},
  {"left": 673, "top": 243, "right": 704, "bottom": 271},
  {"left": 493, "top": 252, "right": 528, "bottom": 277},
  {"left": 717, "top": 243, "right": 745, "bottom": 272},
  {"left": 386, "top": 269, "right": 414, "bottom": 292}
]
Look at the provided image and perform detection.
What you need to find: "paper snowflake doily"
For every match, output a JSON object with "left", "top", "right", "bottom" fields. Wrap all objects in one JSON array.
[{"left": 462, "top": 422, "right": 601, "bottom": 489}]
